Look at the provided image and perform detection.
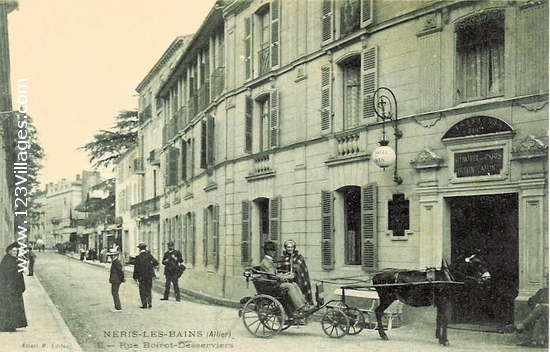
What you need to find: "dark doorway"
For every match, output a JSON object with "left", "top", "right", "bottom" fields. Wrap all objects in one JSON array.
[{"left": 448, "top": 193, "right": 518, "bottom": 326}]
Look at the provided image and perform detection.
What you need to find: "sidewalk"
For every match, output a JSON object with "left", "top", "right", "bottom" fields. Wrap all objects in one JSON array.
[{"left": 1, "top": 272, "right": 83, "bottom": 352}]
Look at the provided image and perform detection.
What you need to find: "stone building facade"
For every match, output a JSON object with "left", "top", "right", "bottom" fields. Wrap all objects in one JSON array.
[{"left": 134, "top": 0, "right": 548, "bottom": 325}]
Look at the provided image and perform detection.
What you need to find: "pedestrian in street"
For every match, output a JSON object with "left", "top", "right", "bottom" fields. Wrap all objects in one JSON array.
[
  {"left": 132, "top": 242, "right": 158, "bottom": 309},
  {"left": 161, "top": 242, "right": 184, "bottom": 301},
  {"left": 504, "top": 285, "right": 548, "bottom": 347},
  {"left": 0, "top": 242, "right": 27, "bottom": 332},
  {"left": 108, "top": 248, "right": 124, "bottom": 312},
  {"left": 279, "top": 239, "right": 313, "bottom": 305},
  {"left": 27, "top": 247, "right": 36, "bottom": 276}
]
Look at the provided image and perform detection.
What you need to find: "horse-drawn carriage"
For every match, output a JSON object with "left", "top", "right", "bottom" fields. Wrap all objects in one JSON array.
[
  {"left": 239, "top": 254, "right": 491, "bottom": 346},
  {"left": 239, "top": 266, "right": 366, "bottom": 338}
]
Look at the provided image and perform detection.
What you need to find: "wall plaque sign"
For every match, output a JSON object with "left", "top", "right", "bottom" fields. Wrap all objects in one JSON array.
[{"left": 454, "top": 149, "right": 503, "bottom": 177}]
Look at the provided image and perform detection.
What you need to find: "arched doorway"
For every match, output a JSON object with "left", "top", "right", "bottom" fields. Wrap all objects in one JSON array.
[{"left": 447, "top": 193, "right": 518, "bottom": 326}]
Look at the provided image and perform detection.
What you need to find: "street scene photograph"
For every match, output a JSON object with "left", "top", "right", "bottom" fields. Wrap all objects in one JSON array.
[{"left": 0, "top": 0, "right": 547, "bottom": 351}]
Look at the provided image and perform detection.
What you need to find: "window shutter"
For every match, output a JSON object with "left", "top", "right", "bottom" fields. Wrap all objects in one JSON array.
[
  {"left": 203, "top": 208, "right": 208, "bottom": 266},
  {"left": 361, "top": 46, "right": 377, "bottom": 119},
  {"left": 322, "top": 0, "right": 334, "bottom": 43},
  {"left": 181, "top": 215, "right": 191, "bottom": 262},
  {"left": 360, "top": 0, "right": 373, "bottom": 28},
  {"left": 245, "top": 96, "right": 253, "bottom": 154},
  {"left": 181, "top": 141, "right": 187, "bottom": 181},
  {"left": 270, "top": 0, "right": 281, "bottom": 68},
  {"left": 200, "top": 120, "right": 207, "bottom": 169},
  {"left": 321, "top": 191, "right": 334, "bottom": 270},
  {"left": 269, "top": 90, "right": 279, "bottom": 148},
  {"left": 169, "top": 146, "right": 179, "bottom": 186},
  {"left": 244, "top": 17, "right": 253, "bottom": 79},
  {"left": 361, "top": 183, "right": 377, "bottom": 271},
  {"left": 190, "top": 212, "right": 196, "bottom": 266},
  {"left": 321, "top": 65, "right": 332, "bottom": 131},
  {"left": 213, "top": 205, "right": 219, "bottom": 269},
  {"left": 190, "top": 138, "right": 195, "bottom": 178},
  {"left": 269, "top": 196, "right": 281, "bottom": 246},
  {"left": 241, "top": 201, "right": 251, "bottom": 265},
  {"left": 207, "top": 114, "right": 215, "bottom": 166}
]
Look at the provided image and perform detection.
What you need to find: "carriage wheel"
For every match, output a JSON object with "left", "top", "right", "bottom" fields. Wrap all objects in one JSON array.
[
  {"left": 242, "top": 294, "right": 285, "bottom": 338},
  {"left": 343, "top": 307, "right": 366, "bottom": 335},
  {"left": 321, "top": 308, "right": 350, "bottom": 338}
]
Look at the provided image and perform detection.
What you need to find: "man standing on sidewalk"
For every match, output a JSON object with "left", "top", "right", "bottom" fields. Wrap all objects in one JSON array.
[
  {"left": 133, "top": 242, "right": 158, "bottom": 309},
  {"left": 160, "top": 242, "right": 183, "bottom": 301},
  {"left": 108, "top": 249, "right": 124, "bottom": 312}
]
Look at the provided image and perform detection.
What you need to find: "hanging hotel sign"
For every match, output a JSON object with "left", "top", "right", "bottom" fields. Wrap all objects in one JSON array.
[{"left": 454, "top": 149, "right": 503, "bottom": 177}]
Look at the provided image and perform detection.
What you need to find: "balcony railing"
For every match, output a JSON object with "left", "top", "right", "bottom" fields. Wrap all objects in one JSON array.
[
  {"left": 211, "top": 67, "right": 225, "bottom": 98},
  {"left": 258, "top": 47, "right": 270, "bottom": 75},
  {"left": 253, "top": 154, "right": 272, "bottom": 174},
  {"left": 130, "top": 196, "right": 160, "bottom": 218},
  {"left": 336, "top": 132, "right": 361, "bottom": 157}
]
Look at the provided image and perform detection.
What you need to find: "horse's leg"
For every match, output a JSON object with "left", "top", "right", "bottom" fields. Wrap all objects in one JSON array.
[
  {"left": 435, "top": 304, "right": 442, "bottom": 340},
  {"left": 374, "top": 292, "right": 395, "bottom": 341},
  {"left": 438, "top": 299, "right": 452, "bottom": 346}
]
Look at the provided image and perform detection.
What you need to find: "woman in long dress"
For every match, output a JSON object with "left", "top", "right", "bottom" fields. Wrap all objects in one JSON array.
[
  {"left": 280, "top": 240, "right": 313, "bottom": 305},
  {"left": 0, "top": 242, "right": 27, "bottom": 331}
]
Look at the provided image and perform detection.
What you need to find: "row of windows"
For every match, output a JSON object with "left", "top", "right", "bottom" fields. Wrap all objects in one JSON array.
[{"left": 162, "top": 186, "right": 409, "bottom": 271}]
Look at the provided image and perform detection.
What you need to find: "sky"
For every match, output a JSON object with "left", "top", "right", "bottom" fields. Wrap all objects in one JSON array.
[{"left": 8, "top": 0, "right": 216, "bottom": 187}]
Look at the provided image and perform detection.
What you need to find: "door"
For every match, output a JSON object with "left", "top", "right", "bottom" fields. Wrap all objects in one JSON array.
[{"left": 448, "top": 193, "right": 518, "bottom": 326}]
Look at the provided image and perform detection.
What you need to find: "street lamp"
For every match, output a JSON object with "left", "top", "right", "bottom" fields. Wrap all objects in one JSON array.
[{"left": 372, "top": 87, "right": 403, "bottom": 184}]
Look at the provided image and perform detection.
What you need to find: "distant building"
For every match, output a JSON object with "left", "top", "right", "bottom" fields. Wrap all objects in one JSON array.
[
  {"left": 114, "top": 145, "right": 139, "bottom": 262},
  {"left": 39, "top": 171, "right": 101, "bottom": 248}
]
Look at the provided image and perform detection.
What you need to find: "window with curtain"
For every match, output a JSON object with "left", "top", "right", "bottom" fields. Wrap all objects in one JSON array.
[
  {"left": 340, "top": 56, "right": 361, "bottom": 129},
  {"left": 456, "top": 11, "right": 505, "bottom": 103}
]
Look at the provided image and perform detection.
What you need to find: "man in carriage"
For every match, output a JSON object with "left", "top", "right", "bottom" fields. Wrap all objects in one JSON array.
[{"left": 260, "top": 241, "right": 316, "bottom": 317}]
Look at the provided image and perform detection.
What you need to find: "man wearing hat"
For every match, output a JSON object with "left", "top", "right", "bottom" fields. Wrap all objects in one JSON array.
[
  {"left": 132, "top": 242, "right": 159, "bottom": 308},
  {"left": 108, "top": 248, "right": 124, "bottom": 312},
  {"left": 161, "top": 241, "right": 184, "bottom": 301}
]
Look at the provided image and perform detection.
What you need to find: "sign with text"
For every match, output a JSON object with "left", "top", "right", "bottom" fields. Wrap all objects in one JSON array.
[{"left": 454, "top": 149, "right": 503, "bottom": 177}]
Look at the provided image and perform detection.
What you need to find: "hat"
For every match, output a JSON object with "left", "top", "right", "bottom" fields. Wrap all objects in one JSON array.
[
  {"left": 137, "top": 242, "right": 147, "bottom": 248},
  {"left": 107, "top": 248, "right": 119, "bottom": 256},
  {"left": 5, "top": 242, "right": 19, "bottom": 253},
  {"left": 167, "top": 242, "right": 174, "bottom": 247}
]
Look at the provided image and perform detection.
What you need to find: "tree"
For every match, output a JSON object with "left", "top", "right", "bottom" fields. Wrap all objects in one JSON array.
[
  {"left": 4, "top": 113, "right": 45, "bottom": 232},
  {"left": 79, "top": 110, "right": 138, "bottom": 169}
]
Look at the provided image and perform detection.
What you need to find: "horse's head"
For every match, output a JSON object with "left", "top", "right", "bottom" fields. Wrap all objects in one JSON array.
[{"left": 450, "top": 254, "right": 491, "bottom": 284}]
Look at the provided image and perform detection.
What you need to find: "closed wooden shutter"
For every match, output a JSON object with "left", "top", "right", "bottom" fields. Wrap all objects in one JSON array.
[
  {"left": 269, "top": 90, "right": 279, "bottom": 148},
  {"left": 203, "top": 208, "right": 208, "bottom": 266},
  {"left": 241, "top": 201, "right": 251, "bottom": 265},
  {"left": 181, "top": 141, "right": 187, "bottom": 181},
  {"left": 361, "top": 46, "right": 377, "bottom": 119},
  {"left": 321, "top": 65, "right": 332, "bottom": 131},
  {"left": 322, "top": 0, "right": 333, "bottom": 43},
  {"left": 245, "top": 96, "right": 253, "bottom": 154},
  {"left": 213, "top": 205, "right": 219, "bottom": 269},
  {"left": 245, "top": 17, "right": 252, "bottom": 79},
  {"left": 269, "top": 196, "right": 281, "bottom": 246},
  {"left": 270, "top": 0, "right": 280, "bottom": 68},
  {"left": 190, "top": 212, "right": 196, "bottom": 265},
  {"left": 321, "top": 191, "right": 334, "bottom": 270},
  {"left": 207, "top": 114, "right": 215, "bottom": 166},
  {"left": 200, "top": 120, "right": 207, "bottom": 169},
  {"left": 360, "top": 0, "right": 373, "bottom": 28},
  {"left": 168, "top": 146, "right": 179, "bottom": 186},
  {"left": 361, "top": 183, "right": 377, "bottom": 271}
]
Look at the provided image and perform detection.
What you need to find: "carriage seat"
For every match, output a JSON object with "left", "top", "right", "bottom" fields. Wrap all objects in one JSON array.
[{"left": 245, "top": 266, "right": 286, "bottom": 298}]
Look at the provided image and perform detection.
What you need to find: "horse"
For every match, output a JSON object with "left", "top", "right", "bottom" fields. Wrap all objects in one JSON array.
[{"left": 372, "top": 255, "right": 491, "bottom": 346}]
